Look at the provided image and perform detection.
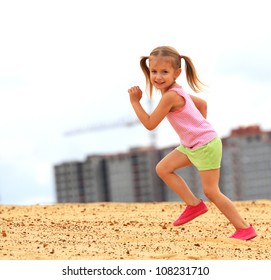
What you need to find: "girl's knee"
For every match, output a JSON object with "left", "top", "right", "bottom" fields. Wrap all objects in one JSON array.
[
  {"left": 203, "top": 190, "right": 213, "bottom": 201},
  {"left": 155, "top": 162, "right": 164, "bottom": 178},
  {"left": 203, "top": 188, "right": 221, "bottom": 201},
  {"left": 156, "top": 161, "right": 169, "bottom": 178}
]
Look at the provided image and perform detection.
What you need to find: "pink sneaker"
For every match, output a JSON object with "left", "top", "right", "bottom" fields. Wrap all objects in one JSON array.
[
  {"left": 229, "top": 224, "right": 257, "bottom": 240},
  {"left": 173, "top": 199, "right": 208, "bottom": 226}
]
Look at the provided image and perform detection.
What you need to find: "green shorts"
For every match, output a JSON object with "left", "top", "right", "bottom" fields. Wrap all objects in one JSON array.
[{"left": 176, "top": 137, "right": 222, "bottom": 171}]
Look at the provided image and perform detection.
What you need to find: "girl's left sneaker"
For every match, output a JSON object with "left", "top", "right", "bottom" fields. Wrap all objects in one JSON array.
[{"left": 229, "top": 224, "right": 257, "bottom": 240}]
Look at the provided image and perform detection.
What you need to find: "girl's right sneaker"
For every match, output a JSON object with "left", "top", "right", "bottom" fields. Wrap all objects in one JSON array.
[{"left": 173, "top": 199, "right": 208, "bottom": 226}]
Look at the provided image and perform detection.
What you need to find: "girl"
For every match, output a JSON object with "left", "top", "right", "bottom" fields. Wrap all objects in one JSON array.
[{"left": 128, "top": 46, "right": 257, "bottom": 240}]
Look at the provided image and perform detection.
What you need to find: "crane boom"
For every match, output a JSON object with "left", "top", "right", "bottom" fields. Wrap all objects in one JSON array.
[
  {"left": 63, "top": 119, "right": 140, "bottom": 136},
  {"left": 63, "top": 115, "right": 157, "bottom": 147}
]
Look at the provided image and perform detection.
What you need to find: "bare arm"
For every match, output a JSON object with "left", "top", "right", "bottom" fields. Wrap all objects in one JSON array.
[
  {"left": 128, "top": 86, "right": 182, "bottom": 130},
  {"left": 189, "top": 94, "right": 207, "bottom": 118}
]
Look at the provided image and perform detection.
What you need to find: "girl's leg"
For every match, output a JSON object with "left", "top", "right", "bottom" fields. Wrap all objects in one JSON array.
[
  {"left": 200, "top": 169, "right": 250, "bottom": 229},
  {"left": 156, "top": 149, "right": 200, "bottom": 206}
]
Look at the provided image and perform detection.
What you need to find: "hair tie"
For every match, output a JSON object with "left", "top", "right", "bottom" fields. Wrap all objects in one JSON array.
[{"left": 179, "top": 55, "right": 183, "bottom": 59}]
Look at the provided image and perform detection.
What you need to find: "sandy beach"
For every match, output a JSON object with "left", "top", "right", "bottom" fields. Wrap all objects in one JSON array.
[{"left": 0, "top": 200, "right": 270, "bottom": 260}]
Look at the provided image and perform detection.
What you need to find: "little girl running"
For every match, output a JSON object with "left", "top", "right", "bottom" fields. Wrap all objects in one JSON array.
[{"left": 128, "top": 46, "right": 257, "bottom": 240}]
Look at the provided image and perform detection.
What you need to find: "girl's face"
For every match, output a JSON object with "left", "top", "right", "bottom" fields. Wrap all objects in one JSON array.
[{"left": 149, "top": 56, "right": 181, "bottom": 94}]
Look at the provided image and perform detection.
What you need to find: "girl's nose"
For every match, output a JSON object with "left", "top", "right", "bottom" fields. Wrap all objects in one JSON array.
[{"left": 155, "top": 73, "right": 162, "bottom": 80}]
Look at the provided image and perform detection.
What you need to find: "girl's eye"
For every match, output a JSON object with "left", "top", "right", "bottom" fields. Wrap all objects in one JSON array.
[{"left": 151, "top": 70, "right": 157, "bottom": 74}]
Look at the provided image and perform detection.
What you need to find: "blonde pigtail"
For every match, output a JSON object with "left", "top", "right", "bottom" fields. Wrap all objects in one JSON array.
[
  {"left": 140, "top": 56, "right": 154, "bottom": 99},
  {"left": 182, "top": 55, "right": 206, "bottom": 93}
]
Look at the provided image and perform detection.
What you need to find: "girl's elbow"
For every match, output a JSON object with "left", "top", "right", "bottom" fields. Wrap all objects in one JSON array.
[
  {"left": 145, "top": 125, "right": 155, "bottom": 131},
  {"left": 144, "top": 123, "right": 157, "bottom": 131},
  {"left": 142, "top": 117, "right": 159, "bottom": 130}
]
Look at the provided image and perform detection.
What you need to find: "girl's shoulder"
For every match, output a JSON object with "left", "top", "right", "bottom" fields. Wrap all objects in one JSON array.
[
  {"left": 165, "top": 87, "right": 186, "bottom": 112},
  {"left": 168, "top": 85, "right": 189, "bottom": 100}
]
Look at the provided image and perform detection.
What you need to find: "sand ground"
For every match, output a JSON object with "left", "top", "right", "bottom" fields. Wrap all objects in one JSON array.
[{"left": 0, "top": 200, "right": 270, "bottom": 260}]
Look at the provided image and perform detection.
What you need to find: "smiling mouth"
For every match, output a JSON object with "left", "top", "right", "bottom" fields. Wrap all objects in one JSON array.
[{"left": 155, "top": 81, "right": 165, "bottom": 85}]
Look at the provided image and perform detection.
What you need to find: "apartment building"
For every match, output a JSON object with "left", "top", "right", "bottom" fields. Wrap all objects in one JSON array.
[
  {"left": 221, "top": 125, "right": 271, "bottom": 200},
  {"left": 54, "top": 147, "right": 164, "bottom": 203},
  {"left": 82, "top": 155, "right": 110, "bottom": 202},
  {"left": 54, "top": 125, "right": 271, "bottom": 203},
  {"left": 106, "top": 147, "right": 164, "bottom": 202},
  {"left": 54, "top": 161, "right": 84, "bottom": 203}
]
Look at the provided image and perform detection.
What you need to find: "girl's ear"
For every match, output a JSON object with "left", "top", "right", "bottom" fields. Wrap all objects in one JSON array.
[{"left": 174, "top": 68, "right": 182, "bottom": 79}]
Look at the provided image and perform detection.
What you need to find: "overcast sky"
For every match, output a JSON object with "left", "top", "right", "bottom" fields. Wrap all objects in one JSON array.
[{"left": 0, "top": 0, "right": 270, "bottom": 205}]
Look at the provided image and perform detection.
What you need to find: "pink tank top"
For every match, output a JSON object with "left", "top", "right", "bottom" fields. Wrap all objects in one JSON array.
[{"left": 166, "top": 85, "right": 217, "bottom": 149}]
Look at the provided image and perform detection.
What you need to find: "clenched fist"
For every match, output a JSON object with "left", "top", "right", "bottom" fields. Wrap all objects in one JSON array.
[{"left": 128, "top": 86, "right": 143, "bottom": 103}]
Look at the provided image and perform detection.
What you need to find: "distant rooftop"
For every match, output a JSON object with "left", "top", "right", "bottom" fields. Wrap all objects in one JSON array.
[{"left": 230, "top": 125, "right": 262, "bottom": 137}]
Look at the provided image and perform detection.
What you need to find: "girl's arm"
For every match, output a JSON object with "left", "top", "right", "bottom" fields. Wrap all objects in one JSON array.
[
  {"left": 128, "top": 86, "right": 182, "bottom": 130},
  {"left": 189, "top": 94, "right": 207, "bottom": 118}
]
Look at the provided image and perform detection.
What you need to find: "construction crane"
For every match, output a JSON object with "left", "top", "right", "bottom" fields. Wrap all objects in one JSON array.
[
  {"left": 63, "top": 97, "right": 160, "bottom": 147},
  {"left": 64, "top": 118, "right": 139, "bottom": 136},
  {"left": 63, "top": 117, "right": 157, "bottom": 147}
]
